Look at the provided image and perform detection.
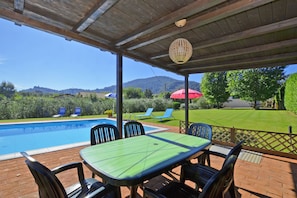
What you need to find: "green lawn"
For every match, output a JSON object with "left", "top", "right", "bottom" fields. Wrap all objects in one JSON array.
[
  {"left": 1, "top": 109, "right": 297, "bottom": 134},
  {"left": 131, "top": 109, "right": 297, "bottom": 133}
]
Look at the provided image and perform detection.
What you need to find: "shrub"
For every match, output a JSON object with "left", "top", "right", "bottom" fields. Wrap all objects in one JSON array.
[
  {"left": 180, "top": 102, "right": 200, "bottom": 110},
  {"left": 196, "top": 97, "right": 210, "bottom": 109},
  {"left": 172, "top": 102, "right": 180, "bottom": 110},
  {"left": 0, "top": 95, "right": 175, "bottom": 119},
  {"left": 284, "top": 73, "right": 297, "bottom": 114},
  {"left": 189, "top": 103, "right": 199, "bottom": 110},
  {"left": 152, "top": 98, "right": 171, "bottom": 111}
]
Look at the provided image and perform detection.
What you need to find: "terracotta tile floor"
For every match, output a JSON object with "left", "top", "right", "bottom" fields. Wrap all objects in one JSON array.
[{"left": 1, "top": 123, "right": 297, "bottom": 198}]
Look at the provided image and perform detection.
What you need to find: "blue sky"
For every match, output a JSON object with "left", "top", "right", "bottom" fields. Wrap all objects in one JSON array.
[{"left": 1, "top": 18, "right": 296, "bottom": 91}]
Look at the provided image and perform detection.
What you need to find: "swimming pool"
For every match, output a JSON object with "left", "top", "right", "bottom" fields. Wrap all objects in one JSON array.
[{"left": 0, "top": 118, "right": 167, "bottom": 160}]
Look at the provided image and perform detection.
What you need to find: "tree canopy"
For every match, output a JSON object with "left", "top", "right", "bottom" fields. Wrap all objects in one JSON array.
[
  {"left": 284, "top": 73, "right": 297, "bottom": 113},
  {"left": 144, "top": 89, "right": 153, "bottom": 98},
  {"left": 200, "top": 71, "right": 229, "bottom": 108},
  {"left": 123, "top": 87, "right": 143, "bottom": 99},
  {"left": 227, "top": 67, "right": 286, "bottom": 108},
  {"left": 0, "top": 81, "right": 16, "bottom": 99}
]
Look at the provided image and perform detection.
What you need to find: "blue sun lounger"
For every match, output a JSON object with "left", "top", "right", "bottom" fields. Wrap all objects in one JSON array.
[
  {"left": 135, "top": 108, "right": 154, "bottom": 119},
  {"left": 53, "top": 107, "right": 66, "bottom": 118},
  {"left": 154, "top": 108, "right": 174, "bottom": 121},
  {"left": 70, "top": 107, "right": 81, "bottom": 117}
]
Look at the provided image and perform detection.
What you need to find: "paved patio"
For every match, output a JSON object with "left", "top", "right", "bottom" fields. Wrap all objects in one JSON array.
[{"left": 1, "top": 124, "right": 296, "bottom": 198}]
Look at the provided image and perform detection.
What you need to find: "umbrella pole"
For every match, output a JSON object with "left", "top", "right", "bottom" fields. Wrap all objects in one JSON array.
[
  {"left": 185, "top": 75, "right": 189, "bottom": 131},
  {"left": 113, "top": 102, "right": 114, "bottom": 114}
]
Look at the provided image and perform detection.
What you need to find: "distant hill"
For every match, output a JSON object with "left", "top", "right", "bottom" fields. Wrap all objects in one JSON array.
[{"left": 20, "top": 76, "right": 200, "bottom": 95}]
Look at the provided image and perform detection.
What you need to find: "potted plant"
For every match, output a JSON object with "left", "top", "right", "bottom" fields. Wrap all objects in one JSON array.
[{"left": 104, "top": 110, "right": 113, "bottom": 118}]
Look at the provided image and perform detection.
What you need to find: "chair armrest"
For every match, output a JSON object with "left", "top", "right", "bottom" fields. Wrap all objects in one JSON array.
[
  {"left": 84, "top": 184, "right": 117, "bottom": 198},
  {"left": 203, "top": 150, "right": 227, "bottom": 159},
  {"left": 51, "top": 162, "right": 85, "bottom": 183}
]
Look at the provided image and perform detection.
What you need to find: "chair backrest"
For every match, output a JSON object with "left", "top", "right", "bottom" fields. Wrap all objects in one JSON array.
[
  {"left": 74, "top": 107, "right": 81, "bottom": 115},
  {"left": 59, "top": 107, "right": 66, "bottom": 115},
  {"left": 187, "top": 123, "right": 212, "bottom": 140},
  {"left": 199, "top": 155, "right": 237, "bottom": 198},
  {"left": 163, "top": 108, "right": 173, "bottom": 117},
  {"left": 222, "top": 140, "right": 244, "bottom": 167},
  {"left": 124, "top": 121, "right": 145, "bottom": 138},
  {"left": 20, "top": 152, "right": 67, "bottom": 198},
  {"left": 90, "top": 124, "right": 120, "bottom": 145},
  {"left": 144, "top": 108, "right": 154, "bottom": 116}
]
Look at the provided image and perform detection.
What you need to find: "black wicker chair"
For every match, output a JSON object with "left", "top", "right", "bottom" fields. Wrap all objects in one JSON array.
[
  {"left": 180, "top": 140, "right": 244, "bottom": 198},
  {"left": 90, "top": 124, "right": 120, "bottom": 145},
  {"left": 187, "top": 123, "right": 213, "bottom": 165},
  {"left": 90, "top": 124, "right": 120, "bottom": 177},
  {"left": 21, "top": 151, "right": 118, "bottom": 198},
  {"left": 144, "top": 155, "right": 237, "bottom": 198}
]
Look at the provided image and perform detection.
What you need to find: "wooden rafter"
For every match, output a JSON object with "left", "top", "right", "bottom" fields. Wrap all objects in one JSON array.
[
  {"left": 190, "top": 59, "right": 297, "bottom": 74},
  {"left": 179, "top": 52, "right": 297, "bottom": 73},
  {"left": 115, "top": 0, "right": 226, "bottom": 46},
  {"left": 74, "top": 0, "right": 119, "bottom": 32}
]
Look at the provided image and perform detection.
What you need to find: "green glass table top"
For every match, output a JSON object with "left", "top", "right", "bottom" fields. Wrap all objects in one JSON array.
[{"left": 80, "top": 132, "right": 210, "bottom": 186}]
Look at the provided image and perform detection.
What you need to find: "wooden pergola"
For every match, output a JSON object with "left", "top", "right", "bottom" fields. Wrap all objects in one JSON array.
[{"left": 1, "top": 0, "right": 297, "bottom": 137}]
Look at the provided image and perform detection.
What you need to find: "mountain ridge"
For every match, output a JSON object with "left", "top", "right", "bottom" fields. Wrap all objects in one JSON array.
[{"left": 20, "top": 76, "right": 200, "bottom": 95}]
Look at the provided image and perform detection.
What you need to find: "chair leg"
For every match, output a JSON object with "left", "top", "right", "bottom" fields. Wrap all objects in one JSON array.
[
  {"left": 206, "top": 153, "right": 211, "bottom": 166},
  {"left": 197, "top": 154, "right": 206, "bottom": 165},
  {"left": 229, "top": 181, "right": 237, "bottom": 198},
  {"left": 180, "top": 166, "right": 201, "bottom": 191},
  {"left": 130, "top": 185, "right": 138, "bottom": 198},
  {"left": 197, "top": 152, "right": 211, "bottom": 166},
  {"left": 115, "top": 186, "right": 122, "bottom": 198},
  {"left": 180, "top": 166, "right": 185, "bottom": 183}
]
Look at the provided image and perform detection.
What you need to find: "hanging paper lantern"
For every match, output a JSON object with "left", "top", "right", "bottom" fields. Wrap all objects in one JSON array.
[{"left": 169, "top": 38, "right": 193, "bottom": 64}]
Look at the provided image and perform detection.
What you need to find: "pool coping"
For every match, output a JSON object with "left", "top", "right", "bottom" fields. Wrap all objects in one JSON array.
[{"left": 0, "top": 118, "right": 168, "bottom": 161}]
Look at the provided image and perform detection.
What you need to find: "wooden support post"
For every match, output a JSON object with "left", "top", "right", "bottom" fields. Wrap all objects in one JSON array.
[{"left": 230, "top": 127, "right": 236, "bottom": 143}]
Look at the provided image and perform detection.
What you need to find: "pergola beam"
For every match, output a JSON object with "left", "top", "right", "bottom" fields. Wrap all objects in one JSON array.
[
  {"left": 74, "top": 0, "right": 119, "bottom": 32},
  {"left": 0, "top": 8, "right": 117, "bottom": 53},
  {"left": 180, "top": 52, "right": 297, "bottom": 73},
  {"left": 170, "top": 38, "right": 297, "bottom": 66},
  {"left": 151, "top": 17, "right": 297, "bottom": 60},
  {"left": 115, "top": 0, "right": 226, "bottom": 46}
]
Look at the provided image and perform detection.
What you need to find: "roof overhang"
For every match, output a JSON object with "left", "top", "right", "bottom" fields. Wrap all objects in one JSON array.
[{"left": 1, "top": 0, "right": 296, "bottom": 75}]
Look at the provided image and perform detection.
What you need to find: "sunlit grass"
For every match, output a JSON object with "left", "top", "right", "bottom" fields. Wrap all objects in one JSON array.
[
  {"left": 1, "top": 109, "right": 297, "bottom": 134},
  {"left": 132, "top": 109, "right": 297, "bottom": 133}
]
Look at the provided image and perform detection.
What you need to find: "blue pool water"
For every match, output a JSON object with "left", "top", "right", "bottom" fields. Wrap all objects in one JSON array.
[{"left": 0, "top": 118, "right": 165, "bottom": 158}]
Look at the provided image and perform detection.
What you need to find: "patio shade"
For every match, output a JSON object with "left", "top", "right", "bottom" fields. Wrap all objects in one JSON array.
[
  {"left": 170, "top": 89, "right": 203, "bottom": 99},
  {"left": 105, "top": 93, "right": 117, "bottom": 99},
  {"left": 105, "top": 93, "right": 116, "bottom": 113}
]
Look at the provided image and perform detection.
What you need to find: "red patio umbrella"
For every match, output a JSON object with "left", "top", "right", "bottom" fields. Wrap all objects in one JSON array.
[{"left": 170, "top": 88, "right": 203, "bottom": 99}]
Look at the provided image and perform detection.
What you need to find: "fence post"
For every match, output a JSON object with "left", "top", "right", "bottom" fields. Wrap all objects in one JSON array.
[
  {"left": 289, "top": 126, "right": 293, "bottom": 153},
  {"left": 230, "top": 127, "right": 236, "bottom": 143},
  {"left": 179, "top": 120, "right": 182, "bottom": 133},
  {"left": 179, "top": 120, "right": 186, "bottom": 133}
]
